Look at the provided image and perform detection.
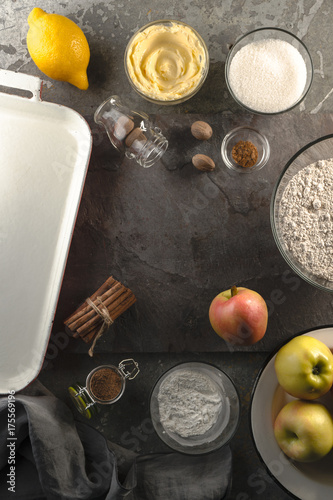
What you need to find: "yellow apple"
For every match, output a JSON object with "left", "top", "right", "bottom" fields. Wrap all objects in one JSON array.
[
  {"left": 274, "top": 335, "right": 333, "bottom": 400},
  {"left": 274, "top": 400, "right": 333, "bottom": 462}
]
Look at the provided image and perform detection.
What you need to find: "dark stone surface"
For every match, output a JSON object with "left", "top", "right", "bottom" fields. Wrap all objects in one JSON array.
[
  {"left": 52, "top": 112, "right": 333, "bottom": 356},
  {"left": 39, "top": 351, "right": 291, "bottom": 500},
  {"left": 3, "top": 1, "right": 333, "bottom": 497},
  {"left": 41, "top": 113, "right": 333, "bottom": 500}
]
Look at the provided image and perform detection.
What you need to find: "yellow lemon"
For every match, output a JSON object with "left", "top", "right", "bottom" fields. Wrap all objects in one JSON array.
[{"left": 27, "top": 8, "right": 90, "bottom": 90}]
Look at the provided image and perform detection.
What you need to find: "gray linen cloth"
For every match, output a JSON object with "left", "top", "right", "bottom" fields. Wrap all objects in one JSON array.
[{"left": 0, "top": 381, "right": 232, "bottom": 500}]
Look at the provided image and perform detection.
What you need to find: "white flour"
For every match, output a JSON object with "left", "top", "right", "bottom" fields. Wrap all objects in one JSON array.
[
  {"left": 279, "top": 159, "right": 333, "bottom": 281},
  {"left": 157, "top": 368, "right": 222, "bottom": 438}
]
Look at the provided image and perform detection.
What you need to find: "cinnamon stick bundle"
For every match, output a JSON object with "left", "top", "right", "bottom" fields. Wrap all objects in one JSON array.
[{"left": 64, "top": 276, "right": 136, "bottom": 345}]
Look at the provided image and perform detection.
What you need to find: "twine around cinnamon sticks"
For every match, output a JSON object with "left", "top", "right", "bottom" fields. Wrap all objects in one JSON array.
[{"left": 64, "top": 276, "right": 136, "bottom": 356}]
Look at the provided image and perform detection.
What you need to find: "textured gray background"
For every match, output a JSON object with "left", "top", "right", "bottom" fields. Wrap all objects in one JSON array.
[{"left": 2, "top": 1, "right": 333, "bottom": 499}]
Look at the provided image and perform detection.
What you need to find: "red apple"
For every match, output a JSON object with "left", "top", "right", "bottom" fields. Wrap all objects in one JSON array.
[{"left": 209, "top": 286, "right": 268, "bottom": 346}]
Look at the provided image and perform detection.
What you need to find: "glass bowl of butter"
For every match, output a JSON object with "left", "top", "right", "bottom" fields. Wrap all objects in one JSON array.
[{"left": 124, "top": 20, "right": 209, "bottom": 105}]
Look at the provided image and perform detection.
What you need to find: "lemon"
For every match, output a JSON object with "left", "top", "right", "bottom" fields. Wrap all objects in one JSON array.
[{"left": 27, "top": 8, "right": 90, "bottom": 90}]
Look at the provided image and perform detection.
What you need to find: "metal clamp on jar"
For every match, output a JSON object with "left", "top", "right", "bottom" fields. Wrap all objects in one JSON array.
[
  {"left": 94, "top": 95, "right": 168, "bottom": 168},
  {"left": 68, "top": 359, "right": 140, "bottom": 419}
]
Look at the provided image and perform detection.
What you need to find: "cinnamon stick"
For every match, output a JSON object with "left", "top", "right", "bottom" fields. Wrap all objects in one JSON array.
[
  {"left": 79, "top": 293, "right": 137, "bottom": 343},
  {"left": 64, "top": 276, "right": 136, "bottom": 345},
  {"left": 76, "top": 289, "right": 134, "bottom": 337},
  {"left": 67, "top": 284, "right": 125, "bottom": 332},
  {"left": 65, "top": 277, "right": 119, "bottom": 328}
]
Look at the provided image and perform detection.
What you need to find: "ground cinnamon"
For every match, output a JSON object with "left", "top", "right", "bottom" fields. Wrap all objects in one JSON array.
[
  {"left": 232, "top": 140, "right": 258, "bottom": 168},
  {"left": 90, "top": 367, "right": 122, "bottom": 401}
]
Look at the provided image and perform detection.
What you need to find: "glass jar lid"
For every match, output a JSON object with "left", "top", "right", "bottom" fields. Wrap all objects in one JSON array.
[{"left": 68, "top": 383, "right": 97, "bottom": 419}]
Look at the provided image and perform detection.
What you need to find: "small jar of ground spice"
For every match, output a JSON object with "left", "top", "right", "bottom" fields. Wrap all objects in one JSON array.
[
  {"left": 221, "top": 126, "right": 270, "bottom": 173},
  {"left": 68, "top": 359, "right": 139, "bottom": 418}
]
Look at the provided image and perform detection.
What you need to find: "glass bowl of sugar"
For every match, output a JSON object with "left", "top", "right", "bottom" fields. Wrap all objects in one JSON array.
[
  {"left": 225, "top": 27, "right": 313, "bottom": 115},
  {"left": 271, "top": 134, "right": 333, "bottom": 293},
  {"left": 150, "top": 361, "right": 240, "bottom": 454}
]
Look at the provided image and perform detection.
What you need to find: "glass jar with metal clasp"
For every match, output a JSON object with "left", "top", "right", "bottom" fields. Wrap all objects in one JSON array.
[{"left": 68, "top": 358, "right": 140, "bottom": 419}]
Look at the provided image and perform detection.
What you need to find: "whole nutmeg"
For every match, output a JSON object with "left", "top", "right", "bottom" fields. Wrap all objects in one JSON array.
[
  {"left": 125, "top": 127, "right": 147, "bottom": 148},
  {"left": 191, "top": 121, "right": 213, "bottom": 141},
  {"left": 114, "top": 115, "right": 135, "bottom": 141},
  {"left": 192, "top": 154, "right": 215, "bottom": 172}
]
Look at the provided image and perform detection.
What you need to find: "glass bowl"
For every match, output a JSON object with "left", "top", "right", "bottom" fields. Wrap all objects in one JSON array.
[
  {"left": 150, "top": 362, "right": 240, "bottom": 455},
  {"left": 221, "top": 126, "right": 270, "bottom": 173},
  {"left": 124, "top": 20, "right": 209, "bottom": 105},
  {"left": 271, "top": 134, "right": 333, "bottom": 292},
  {"left": 225, "top": 27, "right": 313, "bottom": 115}
]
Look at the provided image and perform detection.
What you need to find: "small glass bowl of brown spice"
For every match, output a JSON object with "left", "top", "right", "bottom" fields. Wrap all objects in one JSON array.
[
  {"left": 68, "top": 359, "right": 139, "bottom": 419},
  {"left": 221, "top": 126, "right": 270, "bottom": 173}
]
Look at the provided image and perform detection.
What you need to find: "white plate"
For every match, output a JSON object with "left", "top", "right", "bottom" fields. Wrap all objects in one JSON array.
[{"left": 251, "top": 326, "right": 333, "bottom": 500}]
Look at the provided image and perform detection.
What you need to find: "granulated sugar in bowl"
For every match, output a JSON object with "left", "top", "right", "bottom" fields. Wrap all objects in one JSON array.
[{"left": 225, "top": 27, "right": 313, "bottom": 114}]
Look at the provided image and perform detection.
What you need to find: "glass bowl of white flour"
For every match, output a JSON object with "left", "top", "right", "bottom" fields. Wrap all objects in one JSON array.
[
  {"left": 225, "top": 27, "right": 313, "bottom": 115},
  {"left": 150, "top": 362, "right": 240, "bottom": 454},
  {"left": 271, "top": 135, "right": 333, "bottom": 292}
]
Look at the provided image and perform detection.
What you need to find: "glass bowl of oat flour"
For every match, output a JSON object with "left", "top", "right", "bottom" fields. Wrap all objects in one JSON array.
[
  {"left": 225, "top": 28, "right": 313, "bottom": 114},
  {"left": 150, "top": 362, "right": 240, "bottom": 454},
  {"left": 271, "top": 135, "right": 333, "bottom": 292}
]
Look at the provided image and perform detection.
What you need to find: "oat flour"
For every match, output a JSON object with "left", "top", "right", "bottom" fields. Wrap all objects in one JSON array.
[{"left": 279, "top": 159, "right": 333, "bottom": 281}]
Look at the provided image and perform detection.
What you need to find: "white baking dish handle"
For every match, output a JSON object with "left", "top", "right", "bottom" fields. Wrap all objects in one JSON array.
[{"left": 0, "top": 69, "right": 42, "bottom": 101}]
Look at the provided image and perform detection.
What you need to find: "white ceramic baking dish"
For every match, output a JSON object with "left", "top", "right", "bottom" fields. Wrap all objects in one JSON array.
[{"left": 0, "top": 69, "right": 92, "bottom": 393}]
